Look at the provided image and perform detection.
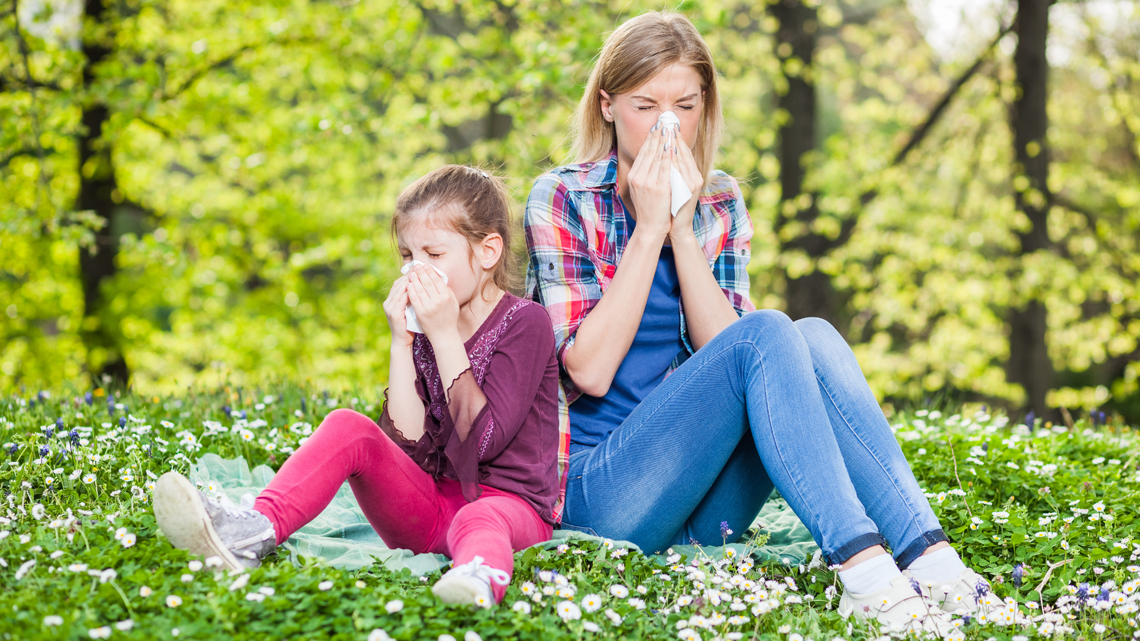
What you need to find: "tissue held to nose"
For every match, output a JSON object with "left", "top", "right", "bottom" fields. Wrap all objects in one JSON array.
[
  {"left": 658, "top": 111, "right": 680, "bottom": 130},
  {"left": 400, "top": 260, "right": 448, "bottom": 334},
  {"left": 655, "top": 111, "right": 692, "bottom": 216}
]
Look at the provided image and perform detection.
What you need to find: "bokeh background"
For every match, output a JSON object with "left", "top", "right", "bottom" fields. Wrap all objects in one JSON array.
[{"left": 2, "top": 0, "right": 1138, "bottom": 421}]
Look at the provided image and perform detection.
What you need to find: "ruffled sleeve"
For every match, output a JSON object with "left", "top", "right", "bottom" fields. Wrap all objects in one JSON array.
[
  {"left": 378, "top": 376, "right": 447, "bottom": 477},
  {"left": 441, "top": 303, "right": 556, "bottom": 503},
  {"left": 441, "top": 369, "right": 492, "bottom": 502}
]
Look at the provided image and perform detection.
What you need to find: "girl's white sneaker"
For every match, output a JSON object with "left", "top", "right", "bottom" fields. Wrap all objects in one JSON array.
[{"left": 431, "top": 556, "right": 510, "bottom": 608}]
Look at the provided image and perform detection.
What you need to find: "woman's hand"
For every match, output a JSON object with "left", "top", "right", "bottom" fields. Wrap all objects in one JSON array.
[
  {"left": 382, "top": 273, "right": 414, "bottom": 349},
  {"left": 669, "top": 125, "right": 705, "bottom": 242},
  {"left": 406, "top": 265, "right": 461, "bottom": 346},
  {"left": 626, "top": 123, "right": 674, "bottom": 241}
]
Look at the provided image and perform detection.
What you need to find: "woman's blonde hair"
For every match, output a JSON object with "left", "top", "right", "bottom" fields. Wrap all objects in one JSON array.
[{"left": 572, "top": 11, "right": 723, "bottom": 181}]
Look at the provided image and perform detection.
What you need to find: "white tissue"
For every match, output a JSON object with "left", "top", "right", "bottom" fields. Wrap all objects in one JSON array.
[
  {"left": 657, "top": 111, "right": 693, "bottom": 217},
  {"left": 400, "top": 260, "right": 448, "bottom": 334}
]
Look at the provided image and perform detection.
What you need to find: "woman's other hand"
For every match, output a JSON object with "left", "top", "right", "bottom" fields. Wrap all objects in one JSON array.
[
  {"left": 669, "top": 124, "right": 704, "bottom": 242},
  {"left": 383, "top": 273, "right": 414, "bottom": 348},
  {"left": 407, "top": 264, "right": 461, "bottom": 345}
]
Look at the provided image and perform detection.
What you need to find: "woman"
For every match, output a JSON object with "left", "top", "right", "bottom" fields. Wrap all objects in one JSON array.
[{"left": 525, "top": 11, "right": 991, "bottom": 633}]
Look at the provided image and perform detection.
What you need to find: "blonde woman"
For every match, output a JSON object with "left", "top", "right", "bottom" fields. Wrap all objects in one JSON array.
[{"left": 525, "top": 11, "right": 991, "bottom": 633}]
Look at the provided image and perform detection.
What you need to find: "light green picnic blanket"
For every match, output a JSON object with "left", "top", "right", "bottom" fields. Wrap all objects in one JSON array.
[{"left": 190, "top": 454, "right": 818, "bottom": 574}]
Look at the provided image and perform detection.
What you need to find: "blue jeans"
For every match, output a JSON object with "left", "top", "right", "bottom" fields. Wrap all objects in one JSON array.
[{"left": 561, "top": 310, "right": 946, "bottom": 568}]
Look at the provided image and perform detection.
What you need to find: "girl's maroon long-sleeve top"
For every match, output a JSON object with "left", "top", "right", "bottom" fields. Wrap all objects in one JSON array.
[{"left": 378, "top": 293, "right": 561, "bottom": 524}]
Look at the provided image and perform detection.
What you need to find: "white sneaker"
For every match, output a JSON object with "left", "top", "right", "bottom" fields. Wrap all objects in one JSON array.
[
  {"left": 431, "top": 556, "right": 510, "bottom": 608},
  {"left": 838, "top": 574, "right": 955, "bottom": 637},
  {"left": 908, "top": 568, "right": 998, "bottom": 616},
  {"left": 154, "top": 472, "right": 275, "bottom": 572}
]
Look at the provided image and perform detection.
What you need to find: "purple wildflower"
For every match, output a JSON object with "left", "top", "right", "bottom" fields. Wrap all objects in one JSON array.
[{"left": 1076, "top": 582, "right": 1090, "bottom": 604}]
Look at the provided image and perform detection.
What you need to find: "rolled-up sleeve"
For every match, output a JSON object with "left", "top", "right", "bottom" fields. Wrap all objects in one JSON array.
[
  {"left": 525, "top": 174, "right": 601, "bottom": 400},
  {"left": 716, "top": 179, "right": 757, "bottom": 316}
]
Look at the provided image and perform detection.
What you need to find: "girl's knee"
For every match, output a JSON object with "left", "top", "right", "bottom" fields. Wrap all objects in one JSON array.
[
  {"left": 315, "top": 408, "right": 386, "bottom": 442},
  {"left": 323, "top": 407, "right": 367, "bottom": 424}
]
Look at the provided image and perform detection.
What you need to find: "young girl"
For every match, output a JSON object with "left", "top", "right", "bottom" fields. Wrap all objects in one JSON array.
[{"left": 154, "top": 165, "right": 561, "bottom": 606}]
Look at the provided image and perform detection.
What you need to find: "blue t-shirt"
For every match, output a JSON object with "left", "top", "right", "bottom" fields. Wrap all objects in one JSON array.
[{"left": 569, "top": 240, "right": 685, "bottom": 453}]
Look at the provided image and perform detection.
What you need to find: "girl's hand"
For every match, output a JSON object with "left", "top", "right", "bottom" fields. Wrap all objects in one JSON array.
[
  {"left": 382, "top": 273, "right": 414, "bottom": 348},
  {"left": 669, "top": 126, "right": 704, "bottom": 242},
  {"left": 406, "top": 265, "right": 461, "bottom": 345},
  {"left": 626, "top": 123, "right": 673, "bottom": 240}
]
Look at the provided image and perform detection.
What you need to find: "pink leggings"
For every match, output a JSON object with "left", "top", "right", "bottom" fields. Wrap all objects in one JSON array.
[{"left": 253, "top": 408, "right": 552, "bottom": 602}]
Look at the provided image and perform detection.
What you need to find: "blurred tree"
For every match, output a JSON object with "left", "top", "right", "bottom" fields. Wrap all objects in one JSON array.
[
  {"left": 78, "top": 0, "right": 131, "bottom": 385},
  {"left": 1008, "top": 0, "right": 1052, "bottom": 418},
  {"left": 1, "top": 0, "right": 1138, "bottom": 423},
  {"left": 768, "top": 0, "right": 836, "bottom": 324}
]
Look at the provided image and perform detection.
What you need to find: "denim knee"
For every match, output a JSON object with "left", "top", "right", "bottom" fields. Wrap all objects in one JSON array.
[
  {"left": 732, "top": 309, "right": 801, "bottom": 345},
  {"left": 793, "top": 316, "right": 845, "bottom": 347}
]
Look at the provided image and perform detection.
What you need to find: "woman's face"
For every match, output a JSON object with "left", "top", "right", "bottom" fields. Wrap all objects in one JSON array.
[{"left": 601, "top": 62, "right": 704, "bottom": 168}]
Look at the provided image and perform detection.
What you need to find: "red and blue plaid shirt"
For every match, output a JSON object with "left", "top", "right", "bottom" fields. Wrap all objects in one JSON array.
[{"left": 524, "top": 151, "right": 757, "bottom": 522}]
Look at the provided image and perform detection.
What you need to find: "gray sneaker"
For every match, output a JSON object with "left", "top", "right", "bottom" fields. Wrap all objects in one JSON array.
[{"left": 154, "top": 472, "right": 276, "bottom": 572}]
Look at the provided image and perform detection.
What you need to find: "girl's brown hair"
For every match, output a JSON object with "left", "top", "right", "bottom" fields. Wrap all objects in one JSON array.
[
  {"left": 392, "top": 165, "right": 519, "bottom": 296},
  {"left": 573, "top": 11, "right": 724, "bottom": 181}
]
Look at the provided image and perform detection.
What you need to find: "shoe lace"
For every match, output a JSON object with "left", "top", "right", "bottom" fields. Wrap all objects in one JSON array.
[
  {"left": 205, "top": 492, "right": 258, "bottom": 520},
  {"left": 460, "top": 556, "right": 511, "bottom": 587}
]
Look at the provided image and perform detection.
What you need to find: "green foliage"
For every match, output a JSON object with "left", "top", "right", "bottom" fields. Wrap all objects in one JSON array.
[
  {"left": 2, "top": 1, "right": 1140, "bottom": 415},
  {"left": 2, "top": 385, "right": 1140, "bottom": 639}
]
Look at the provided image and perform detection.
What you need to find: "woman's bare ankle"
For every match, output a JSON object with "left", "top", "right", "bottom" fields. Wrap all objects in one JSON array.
[
  {"left": 920, "top": 541, "right": 951, "bottom": 557},
  {"left": 839, "top": 545, "right": 889, "bottom": 571}
]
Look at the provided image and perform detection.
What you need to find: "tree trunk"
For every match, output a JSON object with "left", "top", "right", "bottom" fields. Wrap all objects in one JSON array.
[
  {"left": 1008, "top": 0, "right": 1052, "bottom": 416},
  {"left": 78, "top": 0, "right": 129, "bottom": 386},
  {"left": 769, "top": 0, "right": 838, "bottom": 325}
]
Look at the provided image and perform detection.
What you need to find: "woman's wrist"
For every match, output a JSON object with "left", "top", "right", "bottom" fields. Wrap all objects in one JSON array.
[
  {"left": 630, "top": 221, "right": 669, "bottom": 248},
  {"left": 668, "top": 226, "right": 699, "bottom": 246}
]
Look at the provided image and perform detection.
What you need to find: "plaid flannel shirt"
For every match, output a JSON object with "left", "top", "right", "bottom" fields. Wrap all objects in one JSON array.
[{"left": 524, "top": 151, "right": 757, "bottom": 523}]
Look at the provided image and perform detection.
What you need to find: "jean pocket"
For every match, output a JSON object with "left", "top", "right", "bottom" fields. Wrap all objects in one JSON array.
[{"left": 557, "top": 522, "right": 600, "bottom": 538}]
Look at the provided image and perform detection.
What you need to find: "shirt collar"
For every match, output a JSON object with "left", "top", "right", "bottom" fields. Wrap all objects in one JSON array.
[{"left": 579, "top": 150, "right": 619, "bottom": 190}]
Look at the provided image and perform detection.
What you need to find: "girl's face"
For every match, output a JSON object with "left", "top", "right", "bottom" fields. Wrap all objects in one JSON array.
[
  {"left": 396, "top": 208, "right": 499, "bottom": 308},
  {"left": 601, "top": 62, "right": 704, "bottom": 167}
]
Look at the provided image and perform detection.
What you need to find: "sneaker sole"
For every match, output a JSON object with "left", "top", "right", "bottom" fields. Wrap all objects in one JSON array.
[
  {"left": 432, "top": 575, "right": 490, "bottom": 607},
  {"left": 154, "top": 472, "right": 245, "bottom": 573}
]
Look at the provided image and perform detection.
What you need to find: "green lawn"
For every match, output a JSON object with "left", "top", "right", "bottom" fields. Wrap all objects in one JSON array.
[{"left": 2, "top": 385, "right": 1138, "bottom": 640}]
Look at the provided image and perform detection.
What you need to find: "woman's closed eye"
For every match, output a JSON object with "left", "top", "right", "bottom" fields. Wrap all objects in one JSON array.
[{"left": 637, "top": 105, "right": 694, "bottom": 111}]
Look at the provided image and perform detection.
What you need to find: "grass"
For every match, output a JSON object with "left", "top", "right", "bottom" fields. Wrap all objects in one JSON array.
[{"left": 1, "top": 383, "right": 1138, "bottom": 641}]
